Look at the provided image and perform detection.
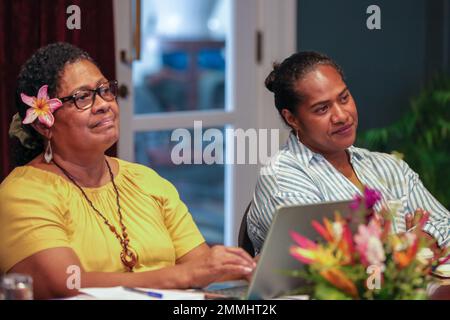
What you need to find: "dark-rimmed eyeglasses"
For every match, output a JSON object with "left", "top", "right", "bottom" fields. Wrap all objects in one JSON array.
[{"left": 59, "top": 80, "right": 118, "bottom": 110}]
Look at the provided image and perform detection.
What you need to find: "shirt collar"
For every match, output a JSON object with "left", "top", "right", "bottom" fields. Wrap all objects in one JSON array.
[
  {"left": 286, "top": 131, "right": 322, "bottom": 166},
  {"left": 347, "top": 145, "right": 365, "bottom": 162}
]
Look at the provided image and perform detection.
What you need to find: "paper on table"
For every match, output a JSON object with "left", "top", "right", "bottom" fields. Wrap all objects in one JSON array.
[
  {"left": 272, "top": 295, "right": 309, "bottom": 300},
  {"left": 80, "top": 287, "right": 153, "bottom": 300},
  {"left": 434, "top": 263, "right": 450, "bottom": 278},
  {"left": 80, "top": 286, "right": 205, "bottom": 300}
]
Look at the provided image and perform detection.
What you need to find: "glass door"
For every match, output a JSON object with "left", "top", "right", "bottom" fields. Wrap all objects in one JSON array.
[{"left": 114, "top": 0, "right": 296, "bottom": 245}]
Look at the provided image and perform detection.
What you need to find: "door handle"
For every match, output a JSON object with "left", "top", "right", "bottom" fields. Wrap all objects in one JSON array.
[{"left": 118, "top": 84, "right": 129, "bottom": 99}]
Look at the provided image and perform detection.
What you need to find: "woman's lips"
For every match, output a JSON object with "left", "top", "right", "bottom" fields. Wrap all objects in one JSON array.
[
  {"left": 93, "top": 117, "right": 114, "bottom": 128},
  {"left": 332, "top": 123, "right": 353, "bottom": 135}
]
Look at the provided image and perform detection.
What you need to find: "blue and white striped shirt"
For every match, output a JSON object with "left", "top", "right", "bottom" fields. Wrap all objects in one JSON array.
[{"left": 247, "top": 131, "right": 450, "bottom": 253}]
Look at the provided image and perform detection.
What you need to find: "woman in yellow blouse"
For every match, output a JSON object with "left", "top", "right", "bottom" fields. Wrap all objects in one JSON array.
[{"left": 0, "top": 42, "right": 255, "bottom": 299}]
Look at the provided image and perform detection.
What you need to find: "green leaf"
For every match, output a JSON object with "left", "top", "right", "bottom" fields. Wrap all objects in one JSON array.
[{"left": 314, "top": 282, "right": 353, "bottom": 300}]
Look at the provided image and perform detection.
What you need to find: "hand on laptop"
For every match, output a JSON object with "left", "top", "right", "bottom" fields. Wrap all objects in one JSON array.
[
  {"left": 243, "top": 255, "right": 260, "bottom": 282},
  {"left": 184, "top": 245, "right": 256, "bottom": 288}
]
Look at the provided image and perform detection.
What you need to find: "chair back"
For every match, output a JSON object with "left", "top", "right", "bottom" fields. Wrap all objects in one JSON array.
[{"left": 238, "top": 202, "right": 255, "bottom": 257}]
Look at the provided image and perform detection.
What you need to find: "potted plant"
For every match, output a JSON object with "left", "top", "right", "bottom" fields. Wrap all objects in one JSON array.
[{"left": 357, "top": 75, "right": 450, "bottom": 208}]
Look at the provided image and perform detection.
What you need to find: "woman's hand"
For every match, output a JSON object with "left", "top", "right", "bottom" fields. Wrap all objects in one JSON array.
[
  {"left": 405, "top": 208, "right": 429, "bottom": 231},
  {"left": 404, "top": 208, "right": 442, "bottom": 257},
  {"left": 243, "top": 254, "right": 261, "bottom": 282},
  {"left": 178, "top": 244, "right": 256, "bottom": 288},
  {"left": 9, "top": 244, "right": 256, "bottom": 298},
  {"left": 378, "top": 207, "right": 442, "bottom": 258}
]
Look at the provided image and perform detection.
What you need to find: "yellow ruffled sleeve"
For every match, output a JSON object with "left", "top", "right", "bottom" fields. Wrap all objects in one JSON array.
[
  {"left": 159, "top": 176, "right": 206, "bottom": 258},
  {"left": 0, "top": 168, "right": 71, "bottom": 273}
]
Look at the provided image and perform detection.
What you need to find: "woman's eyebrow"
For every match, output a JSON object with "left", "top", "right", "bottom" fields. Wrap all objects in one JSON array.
[
  {"left": 338, "top": 87, "right": 349, "bottom": 96},
  {"left": 309, "top": 87, "right": 349, "bottom": 109},
  {"left": 68, "top": 78, "right": 108, "bottom": 95},
  {"left": 309, "top": 99, "right": 330, "bottom": 109}
]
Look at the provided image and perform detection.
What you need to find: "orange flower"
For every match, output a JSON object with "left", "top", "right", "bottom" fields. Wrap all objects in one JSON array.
[
  {"left": 312, "top": 218, "right": 334, "bottom": 243},
  {"left": 339, "top": 223, "right": 355, "bottom": 265},
  {"left": 312, "top": 213, "right": 346, "bottom": 244},
  {"left": 392, "top": 233, "right": 419, "bottom": 268},
  {"left": 320, "top": 268, "right": 359, "bottom": 299},
  {"left": 312, "top": 213, "right": 354, "bottom": 265}
]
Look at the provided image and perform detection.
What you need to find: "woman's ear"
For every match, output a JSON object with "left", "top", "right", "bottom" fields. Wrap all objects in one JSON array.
[
  {"left": 31, "top": 122, "right": 53, "bottom": 140},
  {"left": 281, "top": 108, "right": 300, "bottom": 131}
]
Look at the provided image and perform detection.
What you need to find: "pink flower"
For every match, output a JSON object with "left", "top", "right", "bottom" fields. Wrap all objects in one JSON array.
[
  {"left": 21, "top": 85, "right": 63, "bottom": 127},
  {"left": 354, "top": 219, "right": 386, "bottom": 267},
  {"left": 311, "top": 219, "right": 334, "bottom": 243},
  {"left": 290, "top": 230, "right": 318, "bottom": 250},
  {"left": 349, "top": 195, "right": 362, "bottom": 211},
  {"left": 364, "top": 187, "right": 382, "bottom": 209},
  {"left": 349, "top": 187, "right": 382, "bottom": 212},
  {"left": 289, "top": 230, "right": 318, "bottom": 264}
]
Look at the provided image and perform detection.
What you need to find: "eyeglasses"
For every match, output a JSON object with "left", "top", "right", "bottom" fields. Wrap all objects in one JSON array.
[{"left": 59, "top": 80, "right": 118, "bottom": 110}]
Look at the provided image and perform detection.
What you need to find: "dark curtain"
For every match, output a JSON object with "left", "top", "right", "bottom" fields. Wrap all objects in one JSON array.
[{"left": 0, "top": 0, "right": 117, "bottom": 182}]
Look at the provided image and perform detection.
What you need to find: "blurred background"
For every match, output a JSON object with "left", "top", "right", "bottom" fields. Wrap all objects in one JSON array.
[
  {"left": 1, "top": 0, "right": 449, "bottom": 246},
  {"left": 297, "top": 0, "right": 450, "bottom": 210}
]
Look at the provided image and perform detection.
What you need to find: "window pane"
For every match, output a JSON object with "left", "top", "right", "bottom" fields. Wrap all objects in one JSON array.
[
  {"left": 134, "top": 128, "right": 225, "bottom": 244},
  {"left": 133, "top": 0, "right": 228, "bottom": 114}
]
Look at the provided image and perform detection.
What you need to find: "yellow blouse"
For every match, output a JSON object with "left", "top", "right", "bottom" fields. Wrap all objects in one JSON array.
[{"left": 0, "top": 158, "right": 205, "bottom": 273}]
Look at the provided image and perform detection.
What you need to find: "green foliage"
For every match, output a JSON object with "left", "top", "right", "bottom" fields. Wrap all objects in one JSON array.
[
  {"left": 314, "top": 282, "right": 353, "bottom": 300},
  {"left": 357, "top": 75, "right": 450, "bottom": 208}
]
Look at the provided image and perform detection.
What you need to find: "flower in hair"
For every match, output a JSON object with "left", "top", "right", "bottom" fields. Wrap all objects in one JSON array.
[{"left": 21, "top": 85, "right": 63, "bottom": 127}]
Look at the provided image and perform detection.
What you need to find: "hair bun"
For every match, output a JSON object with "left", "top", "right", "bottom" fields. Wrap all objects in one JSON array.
[{"left": 264, "top": 62, "right": 280, "bottom": 92}]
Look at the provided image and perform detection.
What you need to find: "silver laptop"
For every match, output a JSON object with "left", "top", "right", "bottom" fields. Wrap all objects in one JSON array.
[{"left": 205, "top": 200, "right": 353, "bottom": 299}]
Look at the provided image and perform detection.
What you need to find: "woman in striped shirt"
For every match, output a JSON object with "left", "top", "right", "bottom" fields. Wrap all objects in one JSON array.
[{"left": 247, "top": 51, "right": 449, "bottom": 254}]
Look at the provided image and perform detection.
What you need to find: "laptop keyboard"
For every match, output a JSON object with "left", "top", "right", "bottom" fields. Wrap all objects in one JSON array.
[
  {"left": 205, "top": 285, "right": 248, "bottom": 299},
  {"left": 203, "top": 281, "right": 249, "bottom": 299}
]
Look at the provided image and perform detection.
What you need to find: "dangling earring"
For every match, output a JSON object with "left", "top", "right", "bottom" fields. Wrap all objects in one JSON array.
[
  {"left": 44, "top": 140, "right": 53, "bottom": 163},
  {"left": 296, "top": 130, "right": 301, "bottom": 142}
]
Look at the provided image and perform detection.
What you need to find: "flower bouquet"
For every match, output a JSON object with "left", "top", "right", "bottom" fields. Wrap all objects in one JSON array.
[{"left": 288, "top": 187, "right": 448, "bottom": 300}]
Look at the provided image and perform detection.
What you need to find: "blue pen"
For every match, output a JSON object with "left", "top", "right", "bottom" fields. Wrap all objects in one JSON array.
[{"left": 123, "top": 287, "right": 163, "bottom": 299}]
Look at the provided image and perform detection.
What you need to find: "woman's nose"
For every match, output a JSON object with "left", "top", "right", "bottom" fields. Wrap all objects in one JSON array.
[
  {"left": 331, "top": 104, "right": 349, "bottom": 124},
  {"left": 90, "top": 93, "right": 110, "bottom": 113}
]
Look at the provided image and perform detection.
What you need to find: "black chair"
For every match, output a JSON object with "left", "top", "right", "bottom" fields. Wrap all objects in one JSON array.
[{"left": 238, "top": 202, "right": 255, "bottom": 257}]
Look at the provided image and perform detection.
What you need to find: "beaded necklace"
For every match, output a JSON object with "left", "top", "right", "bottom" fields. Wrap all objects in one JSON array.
[{"left": 53, "top": 158, "right": 138, "bottom": 272}]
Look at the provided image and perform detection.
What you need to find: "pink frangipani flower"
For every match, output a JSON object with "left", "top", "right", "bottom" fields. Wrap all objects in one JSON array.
[{"left": 21, "top": 85, "right": 63, "bottom": 127}]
